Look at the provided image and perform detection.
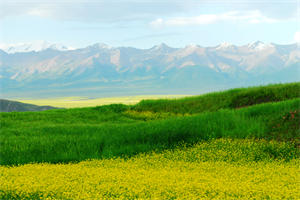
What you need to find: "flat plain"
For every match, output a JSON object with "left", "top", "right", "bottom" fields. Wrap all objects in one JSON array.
[{"left": 16, "top": 95, "right": 189, "bottom": 108}]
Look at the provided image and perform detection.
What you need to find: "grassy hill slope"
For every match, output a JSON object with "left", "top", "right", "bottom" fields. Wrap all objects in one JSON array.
[
  {"left": 0, "top": 82, "right": 299, "bottom": 165},
  {"left": 133, "top": 82, "right": 300, "bottom": 114}
]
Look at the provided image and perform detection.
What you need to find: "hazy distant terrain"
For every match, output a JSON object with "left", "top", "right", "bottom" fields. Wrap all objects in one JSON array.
[
  {"left": 1, "top": 41, "right": 299, "bottom": 98},
  {"left": 17, "top": 95, "right": 189, "bottom": 108},
  {"left": 0, "top": 99, "right": 59, "bottom": 112}
]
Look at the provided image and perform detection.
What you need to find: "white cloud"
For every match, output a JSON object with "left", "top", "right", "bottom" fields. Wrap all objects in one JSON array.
[
  {"left": 150, "top": 10, "right": 282, "bottom": 28},
  {"left": 27, "top": 7, "right": 52, "bottom": 18},
  {"left": 0, "top": 0, "right": 186, "bottom": 22},
  {"left": 294, "top": 31, "right": 300, "bottom": 43},
  {"left": 0, "top": 0, "right": 296, "bottom": 22},
  {"left": 167, "top": 14, "right": 218, "bottom": 26},
  {"left": 150, "top": 18, "right": 164, "bottom": 28}
]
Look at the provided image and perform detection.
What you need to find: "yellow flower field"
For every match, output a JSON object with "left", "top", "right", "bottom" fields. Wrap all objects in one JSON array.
[
  {"left": 16, "top": 95, "right": 188, "bottom": 108},
  {"left": 1, "top": 140, "right": 299, "bottom": 199}
]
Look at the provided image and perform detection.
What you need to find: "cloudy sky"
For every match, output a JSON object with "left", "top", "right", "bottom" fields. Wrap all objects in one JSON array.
[{"left": 0, "top": 0, "right": 299, "bottom": 48}]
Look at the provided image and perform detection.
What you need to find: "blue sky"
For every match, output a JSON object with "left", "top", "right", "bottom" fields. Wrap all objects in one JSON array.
[{"left": 0, "top": 0, "right": 299, "bottom": 49}]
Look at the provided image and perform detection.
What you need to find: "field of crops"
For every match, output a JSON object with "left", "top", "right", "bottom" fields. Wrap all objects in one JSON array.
[
  {"left": 1, "top": 82, "right": 300, "bottom": 199},
  {"left": 16, "top": 95, "right": 188, "bottom": 108},
  {"left": 1, "top": 139, "right": 299, "bottom": 199}
]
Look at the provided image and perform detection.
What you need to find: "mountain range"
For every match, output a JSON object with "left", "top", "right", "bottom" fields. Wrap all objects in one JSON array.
[
  {"left": 0, "top": 99, "right": 59, "bottom": 112},
  {"left": 0, "top": 41, "right": 299, "bottom": 98}
]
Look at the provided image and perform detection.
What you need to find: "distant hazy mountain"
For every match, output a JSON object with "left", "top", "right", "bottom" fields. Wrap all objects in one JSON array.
[
  {"left": 0, "top": 41, "right": 299, "bottom": 98},
  {"left": 0, "top": 99, "right": 59, "bottom": 112},
  {"left": 0, "top": 41, "right": 73, "bottom": 54}
]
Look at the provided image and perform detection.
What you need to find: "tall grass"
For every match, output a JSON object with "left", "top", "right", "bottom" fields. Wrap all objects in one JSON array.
[
  {"left": 1, "top": 98, "right": 299, "bottom": 165},
  {"left": 133, "top": 82, "right": 300, "bottom": 114}
]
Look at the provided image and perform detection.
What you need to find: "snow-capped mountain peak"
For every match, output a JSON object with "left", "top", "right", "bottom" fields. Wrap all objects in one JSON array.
[
  {"left": 0, "top": 41, "right": 73, "bottom": 54},
  {"left": 186, "top": 43, "right": 200, "bottom": 48},
  {"left": 150, "top": 43, "right": 172, "bottom": 51},
  {"left": 89, "top": 43, "right": 113, "bottom": 49},
  {"left": 216, "top": 42, "right": 234, "bottom": 50},
  {"left": 182, "top": 44, "right": 202, "bottom": 52},
  {"left": 248, "top": 41, "right": 274, "bottom": 51},
  {"left": 0, "top": 41, "right": 298, "bottom": 98},
  {"left": 149, "top": 43, "right": 175, "bottom": 54}
]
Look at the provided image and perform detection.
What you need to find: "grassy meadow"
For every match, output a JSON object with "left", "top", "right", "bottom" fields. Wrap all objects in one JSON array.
[{"left": 1, "top": 82, "right": 300, "bottom": 199}]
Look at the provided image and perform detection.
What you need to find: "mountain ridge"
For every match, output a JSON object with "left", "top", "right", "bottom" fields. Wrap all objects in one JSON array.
[
  {"left": 0, "top": 41, "right": 297, "bottom": 54},
  {"left": 0, "top": 41, "right": 299, "bottom": 98},
  {"left": 0, "top": 99, "right": 60, "bottom": 112}
]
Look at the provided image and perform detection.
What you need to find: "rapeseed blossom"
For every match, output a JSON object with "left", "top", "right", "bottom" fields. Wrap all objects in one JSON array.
[{"left": 1, "top": 139, "right": 299, "bottom": 199}]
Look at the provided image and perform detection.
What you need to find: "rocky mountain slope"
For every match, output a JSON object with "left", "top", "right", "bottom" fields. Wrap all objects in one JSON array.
[
  {"left": 0, "top": 41, "right": 299, "bottom": 98},
  {"left": 0, "top": 99, "right": 59, "bottom": 112}
]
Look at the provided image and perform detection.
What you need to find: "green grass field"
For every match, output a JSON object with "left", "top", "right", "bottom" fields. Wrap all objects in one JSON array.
[
  {"left": 1, "top": 82, "right": 300, "bottom": 199},
  {"left": 1, "top": 82, "right": 299, "bottom": 165}
]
